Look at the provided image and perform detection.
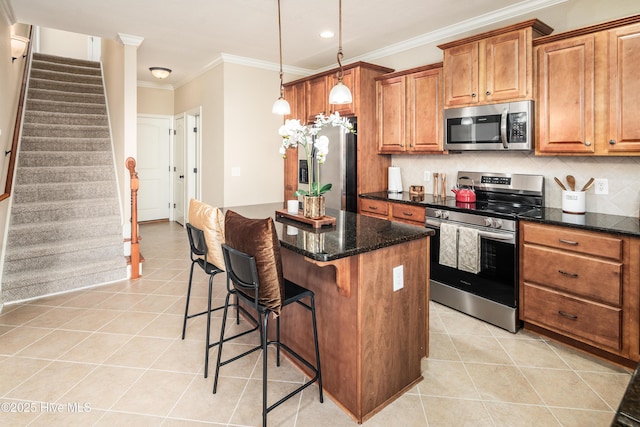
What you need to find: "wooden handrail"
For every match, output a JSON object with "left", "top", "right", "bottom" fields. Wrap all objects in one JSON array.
[
  {"left": 1, "top": 26, "right": 33, "bottom": 203},
  {"left": 126, "top": 157, "right": 140, "bottom": 279}
]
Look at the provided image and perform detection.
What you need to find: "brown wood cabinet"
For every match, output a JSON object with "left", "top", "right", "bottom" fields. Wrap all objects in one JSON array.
[
  {"left": 376, "top": 64, "right": 444, "bottom": 154},
  {"left": 631, "top": 237, "right": 640, "bottom": 362},
  {"left": 520, "top": 221, "right": 639, "bottom": 365},
  {"left": 439, "top": 19, "right": 552, "bottom": 108},
  {"left": 535, "top": 16, "right": 640, "bottom": 155},
  {"left": 282, "top": 62, "right": 394, "bottom": 205},
  {"left": 360, "top": 198, "right": 426, "bottom": 227}
]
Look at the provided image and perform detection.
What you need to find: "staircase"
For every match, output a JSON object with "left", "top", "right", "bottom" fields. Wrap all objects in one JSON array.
[{"left": 1, "top": 53, "right": 127, "bottom": 303}]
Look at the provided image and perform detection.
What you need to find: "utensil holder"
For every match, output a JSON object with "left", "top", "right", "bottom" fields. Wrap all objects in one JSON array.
[{"left": 562, "top": 190, "right": 586, "bottom": 214}]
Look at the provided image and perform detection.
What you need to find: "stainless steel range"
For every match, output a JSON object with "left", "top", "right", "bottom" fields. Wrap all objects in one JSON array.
[{"left": 425, "top": 171, "right": 544, "bottom": 332}]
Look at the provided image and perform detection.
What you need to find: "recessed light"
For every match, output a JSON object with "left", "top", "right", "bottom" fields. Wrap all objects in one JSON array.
[{"left": 320, "top": 30, "right": 334, "bottom": 38}]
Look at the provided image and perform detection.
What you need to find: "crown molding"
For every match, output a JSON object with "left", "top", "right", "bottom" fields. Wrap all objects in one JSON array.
[
  {"left": 328, "top": 0, "right": 567, "bottom": 70},
  {"left": 117, "top": 33, "right": 144, "bottom": 47}
]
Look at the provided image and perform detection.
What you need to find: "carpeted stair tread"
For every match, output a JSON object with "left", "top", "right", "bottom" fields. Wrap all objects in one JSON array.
[
  {"left": 22, "top": 123, "right": 110, "bottom": 138},
  {"left": 13, "top": 181, "right": 117, "bottom": 203},
  {"left": 17, "top": 151, "right": 113, "bottom": 168},
  {"left": 9, "top": 198, "right": 120, "bottom": 224},
  {"left": 28, "top": 88, "right": 105, "bottom": 105},
  {"left": 24, "top": 111, "right": 108, "bottom": 126},
  {"left": 4, "top": 234, "right": 123, "bottom": 262},
  {"left": 20, "top": 138, "right": 111, "bottom": 152},
  {"left": 7, "top": 215, "right": 122, "bottom": 247},
  {"left": 29, "top": 77, "right": 104, "bottom": 94},
  {"left": 14, "top": 165, "right": 114, "bottom": 184},
  {"left": 33, "top": 53, "right": 101, "bottom": 69},
  {"left": 31, "top": 59, "right": 102, "bottom": 76},
  {"left": 29, "top": 68, "right": 103, "bottom": 85},
  {"left": 26, "top": 98, "right": 107, "bottom": 115}
]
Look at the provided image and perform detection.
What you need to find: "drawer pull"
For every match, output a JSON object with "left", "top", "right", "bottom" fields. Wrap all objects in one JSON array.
[
  {"left": 558, "top": 311, "right": 578, "bottom": 320},
  {"left": 403, "top": 212, "right": 414, "bottom": 216},
  {"left": 368, "top": 206, "right": 378, "bottom": 210},
  {"left": 559, "top": 239, "right": 578, "bottom": 245},
  {"left": 558, "top": 270, "right": 578, "bottom": 278}
]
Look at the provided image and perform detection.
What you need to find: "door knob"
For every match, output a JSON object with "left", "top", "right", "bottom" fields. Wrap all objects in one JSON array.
[{"left": 179, "top": 175, "right": 184, "bottom": 179}]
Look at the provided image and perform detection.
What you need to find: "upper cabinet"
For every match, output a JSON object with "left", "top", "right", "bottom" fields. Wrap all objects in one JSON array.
[
  {"left": 376, "top": 64, "right": 444, "bottom": 154},
  {"left": 439, "top": 19, "right": 553, "bottom": 108},
  {"left": 305, "top": 68, "right": 356, "bottom": 122},
  {"left": 535, "top": 16, "right": 640, "bottom": 155}
]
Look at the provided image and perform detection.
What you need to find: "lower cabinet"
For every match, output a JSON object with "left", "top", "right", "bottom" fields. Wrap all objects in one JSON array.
[
  {"left": 359, "top": 199, "right": 426, "bottom": 227},
  {"left": 520, "top": 221, "right": 639, "bottom": 364}
]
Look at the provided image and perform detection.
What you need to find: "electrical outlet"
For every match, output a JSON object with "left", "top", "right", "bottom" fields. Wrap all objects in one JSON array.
[
  {"left": 424, "top": 171, "right": 431, "bottom": 181},
  {"left": 595, "top": 178, "right": 608, "bottom": 195}
]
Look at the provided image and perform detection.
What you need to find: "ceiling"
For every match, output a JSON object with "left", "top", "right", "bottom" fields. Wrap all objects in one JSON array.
[{"left": 9, "top": 0, "right": 565, "bottom": 87}]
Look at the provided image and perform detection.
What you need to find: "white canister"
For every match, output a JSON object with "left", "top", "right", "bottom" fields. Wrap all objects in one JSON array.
[
  {"left": 562, "top": 190, "right": 586, "bottom": 214},
  {"left": 287, "top": 200, "right": 299, "bottom": 214}
]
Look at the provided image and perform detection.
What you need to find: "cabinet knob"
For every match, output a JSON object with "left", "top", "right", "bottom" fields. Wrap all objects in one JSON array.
[
  {"left": 585, "top": 141, "right": 591, "bottom": 146},
  {"left": 485, "top": 91, "right": 491, "bottom": 96},
  {"left": 409, "top": 144, "right": 414, "bottom": 148},
  {"left": 609, "top": 139, "right": 616, "bottom": 145},
  {"left": 471, "top": 93, "right": 477, "bottom": 98}
]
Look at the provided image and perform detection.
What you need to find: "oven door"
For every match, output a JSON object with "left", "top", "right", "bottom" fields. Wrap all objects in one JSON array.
[{"left": 426, "top": 219, "right": 517, "bottom": 307}]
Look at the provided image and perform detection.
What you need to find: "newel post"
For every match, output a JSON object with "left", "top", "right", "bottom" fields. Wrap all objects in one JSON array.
[{"left": 126, "top": 157, "right": 140, "bottom": 279}]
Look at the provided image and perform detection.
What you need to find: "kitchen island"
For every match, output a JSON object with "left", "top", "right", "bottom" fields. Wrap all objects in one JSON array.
[{"left": 225, "top": 203, "right": 434, "bottom": 423}]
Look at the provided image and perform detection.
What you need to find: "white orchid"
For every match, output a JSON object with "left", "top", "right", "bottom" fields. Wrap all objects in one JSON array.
[{"left": 279, "top": 112, "right": 354, "bottom": 197}]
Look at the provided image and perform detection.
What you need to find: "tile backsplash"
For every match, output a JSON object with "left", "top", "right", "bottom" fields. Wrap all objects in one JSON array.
[{"left": 392, "top": 152, "right": 640, "bottom": 218}]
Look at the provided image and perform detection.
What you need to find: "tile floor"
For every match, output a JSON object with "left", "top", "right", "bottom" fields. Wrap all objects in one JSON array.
[{"left": 0, "top": 221, "right": 633, "bottom": 426}]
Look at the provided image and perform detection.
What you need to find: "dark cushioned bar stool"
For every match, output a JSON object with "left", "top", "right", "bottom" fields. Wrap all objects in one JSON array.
[{"left": 213, "top": 211, "right": 322, "bottom": 426}]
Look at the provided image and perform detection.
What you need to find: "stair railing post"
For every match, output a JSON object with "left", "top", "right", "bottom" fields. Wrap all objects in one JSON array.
[{"left": 126, "top": 157, "right": 140, "bottom": 279}]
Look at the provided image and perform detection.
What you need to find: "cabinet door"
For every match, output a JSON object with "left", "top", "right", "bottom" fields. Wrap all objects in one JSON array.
[
  {"left": 536, "top": 35, "right": 596, "bottom": 154},
  {"left": 376, "top": 76, "right": 406, "bottom": 153},
  {"left": 284, "top": 82, "right": 307, "bottom": 122},
  {"left": 485, "top": 30, "right": 528, "bottom": 102},
  {"left": 306, "top": 76, "right": 328, "bottom": 122},
  {"left": 443, "top": 42, "right": 478, "bottom": 107},
  {"left": 407, "top": 68, "right": 443, "bottom": 152},
  {"left": 328, "top": 68, "right": 356, "bottom": 117},
  {"left": 607, "top": 23, "right": 640, "bottom": 153}
]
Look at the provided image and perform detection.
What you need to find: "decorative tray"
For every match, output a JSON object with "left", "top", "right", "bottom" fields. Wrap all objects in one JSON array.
[{"left": 275, "top": 209, "right": 336, "bottom": 229}]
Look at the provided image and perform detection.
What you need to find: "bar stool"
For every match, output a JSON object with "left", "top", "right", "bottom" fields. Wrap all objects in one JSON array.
[{"left": 213, "top": 211, "right": 322, "bottom": 426}]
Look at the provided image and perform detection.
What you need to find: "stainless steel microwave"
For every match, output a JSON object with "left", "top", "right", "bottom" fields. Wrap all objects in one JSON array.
[{"left": 444, "top": 100, "right": 533, "bottom": 151}]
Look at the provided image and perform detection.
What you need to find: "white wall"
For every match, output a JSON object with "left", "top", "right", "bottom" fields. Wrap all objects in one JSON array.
[{"left": 38, "top": 27, "right": 98, "bottom": 61}]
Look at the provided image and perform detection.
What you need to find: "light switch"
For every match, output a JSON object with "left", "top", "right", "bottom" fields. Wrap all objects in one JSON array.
[
  {"left": 393, "top": 265, "right": 404, "bottom": 291},
  {"left": 231, "top": 167, "right": 240, "bottom": 177}
]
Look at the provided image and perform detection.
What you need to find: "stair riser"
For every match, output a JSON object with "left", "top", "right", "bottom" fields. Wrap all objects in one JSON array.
[
  {"left": 15, "top": 167, "right": 114, "bottom": 184},
  {"left": 33, "top": 53, "right": 102, "bottom": 69},
  {"left": 31, "top": 60, "right": 102, "bottom": 76},
  {"left": 4, "top": 244, "right": 124, "bottom": 274},
  {"left": 18, "top": 152, "right": 113, "bottom": 168},
  {"left": 8, "top": 220, "right": 122, "bottom": 246},
  {"left": 20, "top": 139, "right": 112, "bottom": 153},
  {"left": 30, "top": 69, "right": 103, "bottom": 85},
  {"left": 24, "top": 111, "right": 108, "bottom": 126},
  {"left": 26, "top": 99, "right": 107, "bottom": 115},
  {"left": 13, "top": 183, "right": 117, "bottom": 203},
  {"left": 28, "top": 89, "right": 105, "bottom": 105},
  {"left": 22, "top": 126, "right": 110, "bottom": 139},
  {"left": 10, "top": 202, "right": 120, "bottom": 225},
  {"left": 29, "top": 78, "right": 104, "bottom": 95}
]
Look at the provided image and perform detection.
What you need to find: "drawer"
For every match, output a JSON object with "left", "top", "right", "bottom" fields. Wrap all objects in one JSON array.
[
  {"left": 522, "top": 222, "right": 623, "bottom": 260},
  {"left": 360, "top": 199, "right": 388, "bottom": 217},
  {"left": 522, "top": 283, "right": 622, "bottom": 351},
  {"left": 390, "top": 203, "right": 425, "bottom": 225},
  {"left": 522, "top": 245, "right": 622, "bottom": 306}
]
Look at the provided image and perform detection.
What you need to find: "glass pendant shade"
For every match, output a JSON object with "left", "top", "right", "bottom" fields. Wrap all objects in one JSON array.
[
  {"left": 329, "top": 80, "right": 352, "bottom": 104},
  {"left": 272, "top": 96, "right": 291, "bottom": 115}
]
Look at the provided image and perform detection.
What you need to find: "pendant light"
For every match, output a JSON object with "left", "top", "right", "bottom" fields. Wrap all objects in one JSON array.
[
  {"left": 272, "top": 0, "right": 291, "bottom": 115},
  {"left": 328, "top": 0, "right": 352, "bottom": 105}
]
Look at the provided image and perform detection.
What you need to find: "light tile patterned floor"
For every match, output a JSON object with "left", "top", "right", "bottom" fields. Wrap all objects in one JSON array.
[{"left": 0, "top": 221, "right": 632, "bottom": 426}]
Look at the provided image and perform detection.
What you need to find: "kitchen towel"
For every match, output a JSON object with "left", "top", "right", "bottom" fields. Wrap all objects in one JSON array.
[
  {"left": 388, "top": 167, "right": 403, "bottom": 193},
  {"left": 458, "top": 226, "right": 481, "bottom": 274},
  {"left": 438, "top": 223, "right": 458, "bottom": 268}
]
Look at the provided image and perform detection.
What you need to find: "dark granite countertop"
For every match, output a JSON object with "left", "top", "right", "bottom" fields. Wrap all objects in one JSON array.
[
  {"left": 360, "top": 192, "right": 640, "bottom": 238},
  {"left": 519, "top": 208, "right": 640, "bottom": 238},
  {"left": 225, "top": 202, "right": 433, "bottom": 263},
  {"left": 613, "top": 362, "right": 640, "bottom": 426}
]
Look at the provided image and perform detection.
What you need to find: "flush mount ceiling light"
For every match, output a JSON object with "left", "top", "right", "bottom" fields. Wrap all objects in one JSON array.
[
  {"left": 11, "top": 35, "right": 29, "bottom": 62},
  {"left": 149, "top": 67, "right": 171, "bottom": 79},
  {"left": 272, "top": 0, "right": 291, "bottom": 115},
  {"left": 328, "top": 0, "right": 352, "bottom": 105}
]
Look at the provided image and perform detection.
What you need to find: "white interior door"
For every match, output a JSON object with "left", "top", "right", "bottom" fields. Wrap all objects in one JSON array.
[
  {"left": 173, "top": 116, "right": 186, "bottom": 225},
  {"left": 136, "top": 116, "right": 171, "bottom": 221}
]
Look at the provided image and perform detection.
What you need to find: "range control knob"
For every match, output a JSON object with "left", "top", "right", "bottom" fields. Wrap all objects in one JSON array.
[
  {"left": 493, "top": 219, "right": 503, "bottom": 229},
  {"left": 434, "top": 210, "right": 442, "bottom": 218},
  {"left": 484, "top": 218, "right": 493, "bottom": 227},
  {"left": 442, "top": 211, "right": 450, "bottom": 220}
]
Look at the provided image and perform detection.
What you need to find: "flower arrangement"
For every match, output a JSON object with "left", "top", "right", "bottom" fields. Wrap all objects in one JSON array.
[{"left": 279, "top": 112, "right": 354, "bottom": 197}]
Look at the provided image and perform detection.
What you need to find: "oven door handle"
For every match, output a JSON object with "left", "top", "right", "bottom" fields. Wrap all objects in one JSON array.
[{"left": 426, "top": 219, "right": 515, "bottom": 243}]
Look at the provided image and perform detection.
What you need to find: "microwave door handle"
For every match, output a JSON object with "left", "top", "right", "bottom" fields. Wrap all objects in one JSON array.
[{"left": 500, "top": 107, "right": 508, "bottom": 149}]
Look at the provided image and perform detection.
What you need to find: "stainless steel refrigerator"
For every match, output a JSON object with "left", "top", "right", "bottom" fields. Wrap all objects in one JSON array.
[{"left": 298, "top": 118, "right": 357, "bottom": 212}]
